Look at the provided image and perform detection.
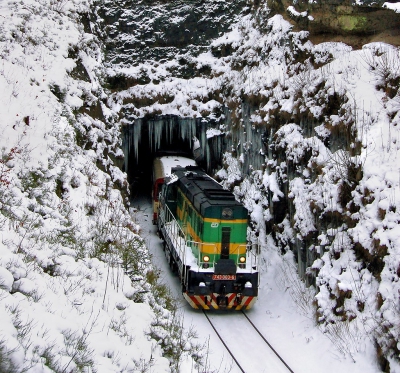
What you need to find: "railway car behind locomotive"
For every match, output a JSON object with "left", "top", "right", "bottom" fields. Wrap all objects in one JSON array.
[
  {"left": 152, "top": 156, "right": 197, "bottom": 224},
  {"left": 156, "top": 157, "right": 259, "bottom": 310}
]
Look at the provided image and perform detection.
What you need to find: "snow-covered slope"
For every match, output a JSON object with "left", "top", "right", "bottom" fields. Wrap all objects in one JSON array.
[
  {"left": 99, "top": 0, "right": 400, "bottom": 370},
  {"left": 0, "top": 0, "right": 201, "bottom": 372},
  {"left": 1, "top": 0, "right": 400, "bottom": 371}
]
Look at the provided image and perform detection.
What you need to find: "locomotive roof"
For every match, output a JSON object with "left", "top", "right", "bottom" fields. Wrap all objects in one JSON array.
[
  {"left": 153, "top": 156, "right": 197, "bottom": 181},
  {"left": 171, "top": 166, "right": 248, "bottom": 218}
]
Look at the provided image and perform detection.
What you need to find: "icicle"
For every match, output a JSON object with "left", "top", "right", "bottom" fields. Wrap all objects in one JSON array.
[
  {"left": 191, "top": 136, "right": 203, "bottom": 162},
  {"left": 189, "top": 119, "right": 196, "bottom": 147},
  {"left": 180, "top": 119, "right": 183, "bottom": 143},
  {"left": 180, "top": 118, "right": 195, "bottom": 144},
  {"left": 205, "top": 140, "right": 211, "bottom": 172},
  {"left": 148, "top": 120, "right": 154, "bottom": 153},
  {"left": 122, "top": 126, "right": 129, "bottom": 173},
  {"left": 155, "top": 118, "right": 163, "bottom": 152},
  {"left": 129, "top": 123, "right": 135, "bottom": 169},
  {"left": 198, "top": 121, "right": 209, "bottom": 171},
  {"left": 129, "top": 123, "right": 133, "bottom": 154},
  {"left": 169, "top": 117, "right": 173, "bottom": 144},
  {"left": 134, "top": 119, "right": 142, "bottom": 163}
]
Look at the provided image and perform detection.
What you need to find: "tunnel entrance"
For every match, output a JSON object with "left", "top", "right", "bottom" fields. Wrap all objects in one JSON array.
[{"left": 121, "top": 115, "right": 225, "bottom": 197}]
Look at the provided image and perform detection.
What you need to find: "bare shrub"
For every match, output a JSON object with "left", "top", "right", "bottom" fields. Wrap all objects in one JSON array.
[
  {"left": 326, "top": 149, "right": 363, "bottom": 207},
  {"left": 61, "top": 329, "right": 95, "bottom": 372},
  {"left": 277, "top": 255, "right": 316, "bottom": 320},
  {"left": 108, "top": 312, "right": 135, "bottom": 345},
  {"left": 320, "top": 319, "right": 364, "bottom": 363},
  {"left": 149, "top": 310, "right": 205, "bottom": 373},
  {"left": 362, "top": 46, "right": 400, "bottom": 99},
  {"left": 0, "top": 338, "right": 20, "bottom": 373},
  {"left": 50, "top": 0, "right": 69, "bottom": 14}
]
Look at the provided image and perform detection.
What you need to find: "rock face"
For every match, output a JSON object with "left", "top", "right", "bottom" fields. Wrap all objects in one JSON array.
[
  {"left": 278, "top": 0, "right": 400, "bottom": 44},
  {"left": 98, "top": 0, "right": 250, "bottom": 69},
  {"left": 96, "top": 2, "right": 400, "bottom": 369}
]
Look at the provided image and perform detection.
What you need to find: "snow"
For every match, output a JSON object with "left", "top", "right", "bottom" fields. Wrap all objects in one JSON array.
[
  {"left": 159, "top": 156, "right": 197, "bottom": 179},
  {"left": 0, "top": 267, "right": 14, "bottom": 292},
  {"left": 384, "top": 2, "right": 400, "bottom": 12},
  {"left": 0, "top": 0, "right": 190, "bottom": 371},
  {"left": 1, "top": 0, "right": 400, "bottom": 371},
  {"left": 287, "top": 5, "right": 308, "bottom": 18},
  {"left": 134, "top": 195, "right": 382, "bottom": 373},
  {"left": 164, "top": 220, "right": 200, "bottom": 270}
]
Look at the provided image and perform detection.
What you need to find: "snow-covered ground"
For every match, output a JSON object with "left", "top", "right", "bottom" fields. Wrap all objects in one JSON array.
[
  {"left": 384, "top": 2, "right": 400, "bottom": 12},
  {"left": 0, "top": 0, "right": 189, "bottom": 371},
  {"left": 132, "top": 194, "right": 381, "bottom": 373},
  {"left": 1, "top": 0, "right": 400, "bottom": 371}
]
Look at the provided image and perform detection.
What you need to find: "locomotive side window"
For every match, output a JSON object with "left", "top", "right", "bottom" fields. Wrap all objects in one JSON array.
[
  {"left": 166, "top": 185, "right": 177, "bottom": 202},
  {"left": 159, "top": 184, "right": 165, "bottom": 198}
]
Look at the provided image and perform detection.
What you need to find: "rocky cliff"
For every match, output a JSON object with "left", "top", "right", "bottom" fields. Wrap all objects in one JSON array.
[{"left": 92, "top": 0, "right": 400, "bottom": 370}]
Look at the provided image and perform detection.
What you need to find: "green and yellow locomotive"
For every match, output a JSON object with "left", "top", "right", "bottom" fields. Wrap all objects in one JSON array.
[{"left": 156, "top": 157, "right": 259, "bottom": 310}]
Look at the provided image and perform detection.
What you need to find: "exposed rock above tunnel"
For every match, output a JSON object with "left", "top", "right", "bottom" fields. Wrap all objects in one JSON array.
[
  {"left": 97, "top": 0, "right": 250, "bottom": 70},
  {"left": 94, "top": 1, "right": 400, "bottom": 369},
  {"left": 272, "top": 0, "right": 400, "bottom": 47}
]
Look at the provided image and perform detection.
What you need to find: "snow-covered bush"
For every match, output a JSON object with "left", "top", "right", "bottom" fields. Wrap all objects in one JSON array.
[
  {"left": 39, "top": 0, "right": 400, "bottom": 369},
  {"left": 210, "top": 8, "right": 400, "bottom": 371},
  {"left": 0, "top": 0, "right": 202, "bottom": 371}
]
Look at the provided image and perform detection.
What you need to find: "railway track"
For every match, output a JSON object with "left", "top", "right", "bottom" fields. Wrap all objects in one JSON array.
[
  {"left": 133, "top": 197, "right": 294, "bottom": 373},
  {"left": 203, "top": 310, "right": 295, "bottom": 373}
]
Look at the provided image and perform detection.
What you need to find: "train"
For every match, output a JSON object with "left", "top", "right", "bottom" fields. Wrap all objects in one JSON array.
[
  {"left": 154, "top": 156, "right": 259, "bottom": 310},
  {"left": 152, "top": 156, "right": 197, "bottom": 224}
]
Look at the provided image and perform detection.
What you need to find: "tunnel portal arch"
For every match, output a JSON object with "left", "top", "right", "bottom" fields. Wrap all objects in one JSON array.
[{"left": 121, "top": 115, "right": 225, "bottom": 194}]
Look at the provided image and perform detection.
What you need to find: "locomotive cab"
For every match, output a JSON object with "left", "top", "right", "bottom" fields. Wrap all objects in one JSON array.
[{"left": 156, "top": 162, "right": 259, "bottom": 310}]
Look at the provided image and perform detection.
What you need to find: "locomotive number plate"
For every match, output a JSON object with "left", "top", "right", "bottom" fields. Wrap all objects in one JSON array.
[{"left": 212, "top": 274, "right": 236, "bottom": 281}]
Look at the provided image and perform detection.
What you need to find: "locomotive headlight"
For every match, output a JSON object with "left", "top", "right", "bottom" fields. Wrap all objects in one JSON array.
[
  {"left": 202, "top": 256, "right": 210, "bottom": 269},
  {"left": 239, "top": 256, "right": 246, "bottom": 263}
]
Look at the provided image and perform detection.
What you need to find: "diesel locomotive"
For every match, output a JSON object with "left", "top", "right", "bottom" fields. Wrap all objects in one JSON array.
[{"left": 154, "top": 156, "right": 259, "bottom": 310}]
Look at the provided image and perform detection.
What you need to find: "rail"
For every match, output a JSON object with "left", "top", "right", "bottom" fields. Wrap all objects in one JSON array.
[
  {"left": 203, "top": 311, "right": 246, "bottom": 373},
  {"left": 241, "top": 311, "right": 295, "bottom": 373},
  {"left": 203, "top": 310, "right": 295, "bottom": 373}
]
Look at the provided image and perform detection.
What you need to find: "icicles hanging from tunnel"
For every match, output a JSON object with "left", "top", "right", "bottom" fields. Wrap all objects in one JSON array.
[
  {"left": 122, "top": 116, "right": 225, "bottom": 175},
  {"left": 122, "top": 102, "right": 266, "bottom": 177},
  {"left": 147, "top": 117, "right": 197, "bottom": 154},
  {"left": 121, "top": 118, "right": 142, "bottom": 174},
  {"left": 179, "top": 118, "right": 196, "bottom": 145}
]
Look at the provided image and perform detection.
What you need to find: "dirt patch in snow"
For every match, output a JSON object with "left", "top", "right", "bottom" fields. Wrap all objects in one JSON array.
[{"left": 309, "top": 28, "right": 400, "bottom": 49}]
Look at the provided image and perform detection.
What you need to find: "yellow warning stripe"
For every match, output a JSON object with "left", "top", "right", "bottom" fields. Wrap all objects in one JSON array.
[{"left": 203, "top": 217, "right": 248, "bottom": 224}]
